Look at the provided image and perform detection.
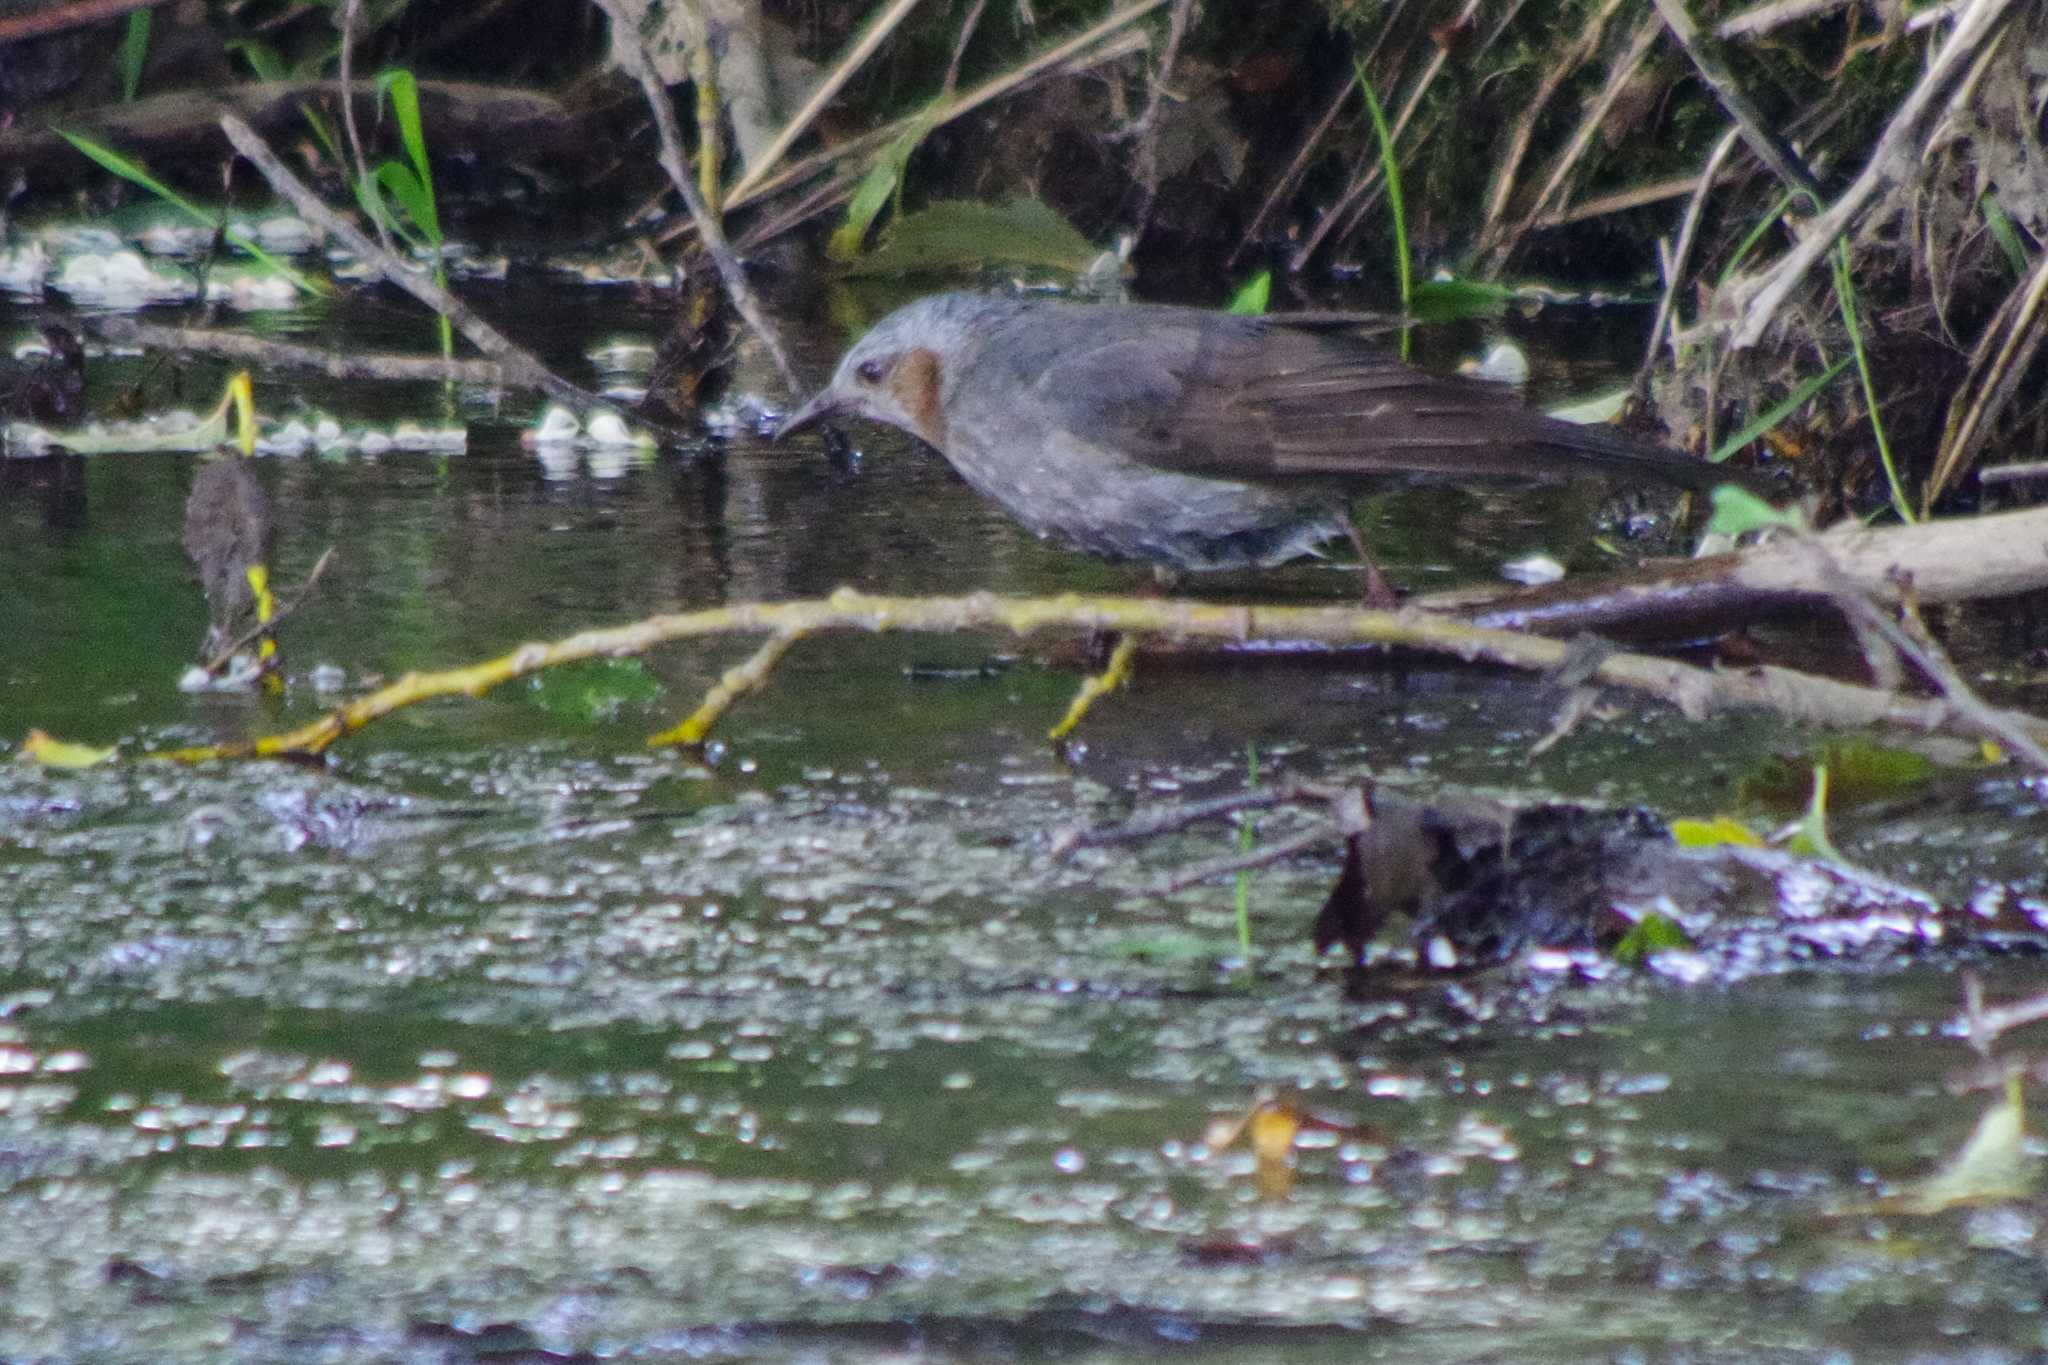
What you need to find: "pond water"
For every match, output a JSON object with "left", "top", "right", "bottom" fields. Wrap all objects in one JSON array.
[{"left": 2, "top": 280, "right": 2047, "bottom": 1362}]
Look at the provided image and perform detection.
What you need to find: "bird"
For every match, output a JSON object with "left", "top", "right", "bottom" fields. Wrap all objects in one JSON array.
[{"left": 775, "top": 291, "right": 1735, "bottom": 582}]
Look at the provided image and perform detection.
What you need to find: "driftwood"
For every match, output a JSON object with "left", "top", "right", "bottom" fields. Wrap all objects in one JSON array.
[{"left": 1431, "top": 502, "right": 2048, "bottom": 638}]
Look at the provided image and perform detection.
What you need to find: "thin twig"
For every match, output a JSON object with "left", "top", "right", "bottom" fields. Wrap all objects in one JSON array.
[
  {"left": 648, "top": 627, "right": 809, "bottom": 746},
  {"left": 91, "top": 317, "right": 509, "bottom": 385},
  {"left": 199, "top": 547, "right": 336, "bottom": 676},
  {"left": 1959, "top": 974, "right": 2048, "bottom": 1056},
  {"left": 1807, "top": 542, "right": 2048, "bottom": 771},
  {"left": 1149, "top": 826, "right": 1340, "bottom": 897},
  {"left": 1053, "top": 779, "right": 1347, "bottom": 856},
  {"left": 337, "top": 0, "right": 395, "bottom": 260},
  {"left": 1124, "top": 0, "right": 1197, "bottom": 248},
  {"left": 1634, "top": 126, "right": 1744, "bottom": 399},
  {"left": 591, "top": 0, "right": 800, "bottom": 396},
  {"left": 722, "top": 5, "right": 1162, "bottom": 216},
  {"left": 722, "top": 0, "right": 930, "bottom": 208},
  {"left": 1649, "top": 0, "right": 1823, "bottom": 200},
  {"left": 217, "top": 112, "right": 608, "bottom": 413}
]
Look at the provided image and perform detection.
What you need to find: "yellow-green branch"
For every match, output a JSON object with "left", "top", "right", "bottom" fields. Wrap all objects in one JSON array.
[{"left": 142, "top": 586, "right": 2048, "bottom": 763}]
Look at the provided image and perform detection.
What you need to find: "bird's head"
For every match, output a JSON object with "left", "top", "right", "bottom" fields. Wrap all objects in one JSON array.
[{"left": 775, "top": 294, "right": 992, "bottom": 451}]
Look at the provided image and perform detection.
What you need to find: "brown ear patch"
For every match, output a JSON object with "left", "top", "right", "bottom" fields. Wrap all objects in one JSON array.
[{"left": 889, "top": 347, "right": 946, "bottom": 447}]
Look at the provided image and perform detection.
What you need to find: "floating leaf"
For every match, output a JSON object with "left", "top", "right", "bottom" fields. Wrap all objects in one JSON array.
[
  {"left": 527, "top": 658, "right": 664, "bottom": 724},
  {"left": 18, "top": 729, "right": 116, "bottom": 768},
  {"left": 1880, "top": 1083, "right": 2032, "bottom": 1214},
  {"left": 1740, "top": 739, "right": 1936, "bottom": 811},
  {"left": 842, "top": 196, "right": 1104, "bottom": 280},
  {"left": 1409, "top": 276, "right": 1514, "bottom": 321}
]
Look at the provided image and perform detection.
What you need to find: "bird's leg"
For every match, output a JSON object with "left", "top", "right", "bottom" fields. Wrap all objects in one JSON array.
[{"left": 1343, "top": 518, "right": 1401, "bottom": 609}]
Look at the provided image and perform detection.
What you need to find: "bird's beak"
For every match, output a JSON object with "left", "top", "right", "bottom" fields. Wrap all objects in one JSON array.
[{"left": 773, "top": 388, "right": 840, "bottom": 442}]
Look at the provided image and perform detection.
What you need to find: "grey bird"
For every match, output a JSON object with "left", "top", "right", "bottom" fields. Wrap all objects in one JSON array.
[{"left": 776, "top": 292, "right": 1732, "bottom": 577}]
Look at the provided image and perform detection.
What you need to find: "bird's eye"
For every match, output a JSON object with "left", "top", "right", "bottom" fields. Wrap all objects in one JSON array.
[{"left": 856, "top": 358, "right": 888, "bottom": 385}]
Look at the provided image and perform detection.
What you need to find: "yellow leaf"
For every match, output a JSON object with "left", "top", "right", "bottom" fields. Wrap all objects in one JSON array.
[
  {"left": 17, "top": 729, "right": 116, "bottom": 767},
  {"left": 1669, "top": 816, "right": 1763, "bottom": 848}
]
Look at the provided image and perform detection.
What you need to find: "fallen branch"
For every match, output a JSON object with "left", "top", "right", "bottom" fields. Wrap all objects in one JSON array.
[
  {"left": 1437, "top": 502, "right": 2048, "bottom": 639},
  {"left": 91, "top": 318, "right": 509, "bottom": 387},
  {"left": 149, "top": 585, "right": 2048, "bottom": 765}
]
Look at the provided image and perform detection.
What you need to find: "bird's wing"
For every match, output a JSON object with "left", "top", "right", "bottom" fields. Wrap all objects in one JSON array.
[{"left": 1041, "top": 316, "right": 1727, "bottom": 491}]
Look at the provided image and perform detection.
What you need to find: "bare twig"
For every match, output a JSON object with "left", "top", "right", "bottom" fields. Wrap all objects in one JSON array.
[
  {"left": 1924, "top": 239, "right": 2048, "bottom": 509},
  {"left": 198, "top": 548, "right": 336, "bottom": 677},
  {"left": 1825, "top": 561, "right": 2048, "bottom": 771},
  {"left": 336, "top": 0, "right": 395, "bottom": 260},
  {"left": 942, "top": 0, "right": 989, "bottom": 95},
  {"left": 0, "top": 0, "right": 171, "bottom": 42},
  {"left": 1634, "top": 125, "right": 1744, "bottom": 399},
  {"left": 721, "top": 0, "right": 931, "bottom": 208},
  {"left": 1959, "top": 974, "right": 2048, "bottom": 1056},
  {"left": 1470, "top": 0, "right": 1631, "bottom": 268},
  {"left": 722, "top": 5, "right": 1162, "bottom": 217},
  {"left": 591, "top": 0, "right": 800, "bottom": 395},
  {"left": 1149, "top": 826, "right": 1340, "bottom": 897},
  {"left": 1125, "top": 0, "right": 1197, "bottom": 246},
  {"left": 1649, "top": 0, "right": 1823, "bottom": 201},
  {"left": 1053, "top": 779, "right": 1346, "bottom": 856},
  {"left": 648, "top": 627, "right": 809, "bottom": 746},
  {"left": 217, "top": 112, "right": 607, "bottom": 412},
  {"left": 91, "top": 317, "right": 510, "bottom": 386}
]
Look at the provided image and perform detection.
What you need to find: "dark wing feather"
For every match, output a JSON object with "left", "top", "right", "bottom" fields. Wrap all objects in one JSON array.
[{"left": 1042, "top": 313, "right": 1726, "bottom": 491}]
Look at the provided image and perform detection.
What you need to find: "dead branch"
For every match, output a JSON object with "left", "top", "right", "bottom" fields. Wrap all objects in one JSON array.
[
  {"left": 1437, "top": 502, "right": 2048, "bottom": 639},
  {"left": 90, "top": 318, "right": 509, "bottom": 387}
]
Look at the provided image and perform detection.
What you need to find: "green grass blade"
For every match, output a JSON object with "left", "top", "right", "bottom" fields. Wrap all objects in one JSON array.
[
  {"left": 1352, "top": 60, "right": 1410, "bottom": 358},
  {"left": 1709, "top": 353, "right": 1852, "bottom": 463},
  {"left": 55, "top": 129, "right": 330, "bottom": 297},
  {"left": 118, "top": 10, "right": 152, "bottom": 101},
  {"left": 377, "top": 67, "right": 439, "bottom": 242}
]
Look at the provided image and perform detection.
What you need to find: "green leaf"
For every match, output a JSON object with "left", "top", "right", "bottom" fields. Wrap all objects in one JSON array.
[
  {"left": 828, "top": 116, "right": 931, "bottom": 263},
  {"left": 526, "top": 659, "right": 664, "bottom": 724},
  {"left": 377, "top": 68, "right": 439, "bottom": 242},
  {"left": 227, "top": 37, "right": 286, "bottom": 81},
  {"left": 1612, "top": 910, "right": 1691, "bottom": 965},
  {"left": 1711, "top": 354, "right": 1852, "bottom": 463},
  {"left": 118, "top": 10, "right": 152, "bottom": 102},
  {"left": 1980, "top": 193, "right": 2031, "bottom": 278},
  {"left": 1409, "top": 276, "right": 1515, "bottom": 321},
  {"left": 55, "top": 130, "right": 329, "bottom": 297},
  {"left": 373, "top": 160, "right": 435, "bottom": 246},
  {"left": 1705, "top": 485, "right": 1802, "bottom": 537},
  {"left": 842, "top": 196, "right": 1105, "bottom": 280},
  {"left": 1226, "top": 270, "right": 1271, "bottom": 315}
]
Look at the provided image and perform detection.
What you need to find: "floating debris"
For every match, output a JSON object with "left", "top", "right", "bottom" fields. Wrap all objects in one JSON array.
[
  {"left": 1459, "top": 340, "right": 1531, "bottom": 386},
  {"left": 0, "top": 242, "right": 52, "bottom": 296},
  {"left": 1501, "top": 553, "right": 1566, "bottom": 585},
  {"left": 52, "top": 251, "right": 197, "bottom": 307}
]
